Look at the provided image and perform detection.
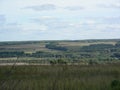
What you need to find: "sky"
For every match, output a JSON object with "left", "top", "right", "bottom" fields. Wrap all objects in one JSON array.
[{"left": 0, "top": 0, "right": 120, "bottom": 41}]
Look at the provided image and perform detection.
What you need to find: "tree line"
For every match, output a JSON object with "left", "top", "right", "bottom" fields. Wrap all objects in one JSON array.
[{"left": 0, "top": 42, "right": 120, "bottom": 62}]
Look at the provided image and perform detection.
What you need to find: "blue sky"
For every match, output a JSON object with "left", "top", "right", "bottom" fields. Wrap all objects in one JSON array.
[{"left": 0, "top": 0, "right": 120, "bottom": 41}]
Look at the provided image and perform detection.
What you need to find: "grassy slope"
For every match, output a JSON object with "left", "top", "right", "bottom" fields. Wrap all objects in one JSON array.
[{"left": 0, "top": 64, "right": 120, "bottom": 90}]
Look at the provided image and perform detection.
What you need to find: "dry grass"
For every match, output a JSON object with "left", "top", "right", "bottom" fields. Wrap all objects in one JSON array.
[
  {"left": 0, "top": 64, "right": 120, "bottom": 90},
  {"left": 59, "top": 41, "right": 117, "bottom": 47}
]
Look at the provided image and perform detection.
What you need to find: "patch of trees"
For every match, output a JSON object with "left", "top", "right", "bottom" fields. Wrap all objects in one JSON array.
[
  {"left": 115, "top": 41, "right": 120, "bottom": 47},
  {"left": 80, "top": 53, "right": 94, "bottom": 58},
  {"left": 45, "top": 43, "right": 67, "bottom": 51},
  {"left": 111, "top": 53, "right": 120, "bottom": 59},
  {"left": 31, "top": 51, "right": 54, "bottom": 58},
  {"left": 0, "top": 41, "right": 40, "bottom": 46},
  {"left": 0, "top": 51, "right": 25, "bottom": 58},
  {"left": 50, "top": 59, "right": 67, "bottom": 65},
  {"left": 111, "top": 80, "right": 120, "bottom": 90},
  {"left": 80, "top": 44, "right": 114, "bottom": 52}
]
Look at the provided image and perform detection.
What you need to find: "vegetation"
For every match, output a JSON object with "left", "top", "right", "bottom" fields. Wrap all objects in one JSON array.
[
  {"left": 0, "top": 39, "right": 120, "bottom": 89},
  {"left": 45, "top": 42, "right": 68, "bottom": 51},
  {"left": 0, "top": 51, "right": 25, "bottom": 58},
  {"left": 0, "top": 64, "right": 120, "bottom": 90},
  {"left": 0, "top": 39, "right": 120, "bottom": 64}
]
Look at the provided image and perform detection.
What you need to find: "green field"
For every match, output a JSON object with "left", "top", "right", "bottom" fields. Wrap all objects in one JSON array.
[{"left": 0, "top": 64, "right": 120, "bottom": 90}]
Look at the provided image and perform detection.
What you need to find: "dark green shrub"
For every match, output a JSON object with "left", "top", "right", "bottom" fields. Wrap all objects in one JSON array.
[{"left": 111, "top": 80, "right": 120, "bottom": 90}]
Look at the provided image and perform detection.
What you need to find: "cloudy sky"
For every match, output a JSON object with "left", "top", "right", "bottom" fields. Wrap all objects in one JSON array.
[{"left": 0, "top": 0, "right": 120, "bottom": 41}]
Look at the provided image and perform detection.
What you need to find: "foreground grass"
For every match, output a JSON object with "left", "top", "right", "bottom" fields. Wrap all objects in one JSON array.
[{"left": 0, "top": 64, "right": 120, "bottom": 90}]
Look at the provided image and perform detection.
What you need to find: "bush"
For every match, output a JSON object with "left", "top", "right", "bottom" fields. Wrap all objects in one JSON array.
[{"left": 111, "top": 80, "right": 120, "bottom": 90}]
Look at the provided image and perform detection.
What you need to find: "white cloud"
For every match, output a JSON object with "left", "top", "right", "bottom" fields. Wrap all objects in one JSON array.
[
  {"left": 0, "top": 15, "right": 6, "bottom": 25},
  {"left": 25, "top": 4, "right": 57, "bottom": 11},
  {"left": 21, "top": 23, "right": 48, "bottom": 34},
  {"left": 85, "top": 20, "right": 96, "bottom": 25},
  {"left": 98, "top": 1, "right": 120, "bottom": 9},
  {"left": 40, "top": 16, "right": 55, "bottom": 19},
  {"left": 64, "top": 6, "right": 84, "bottom": 11},
  {"left": 25, "top": 4, "right": 84, "bottom": 11}
]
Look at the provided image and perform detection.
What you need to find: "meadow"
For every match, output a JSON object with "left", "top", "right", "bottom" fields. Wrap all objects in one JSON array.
[{"left": 0, "top": 64, "right": 120, "bottom": 90}]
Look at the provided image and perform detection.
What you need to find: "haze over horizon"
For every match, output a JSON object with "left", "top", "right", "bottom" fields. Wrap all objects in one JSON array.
[{"left": 0, "top": 0, "right": 120, "bottom": 41}]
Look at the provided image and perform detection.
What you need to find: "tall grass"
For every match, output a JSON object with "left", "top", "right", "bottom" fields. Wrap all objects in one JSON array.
[{"left": 0, "top": 64, "right": 120, "bottom": 90}]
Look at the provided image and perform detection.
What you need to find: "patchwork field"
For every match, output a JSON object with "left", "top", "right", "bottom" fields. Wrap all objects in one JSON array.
[{"left": 0, "top": 39, "right": 120, "bottom": 65}]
